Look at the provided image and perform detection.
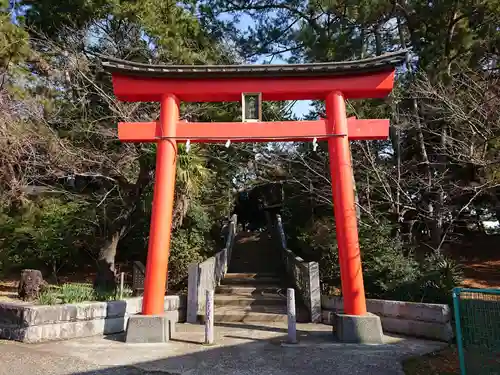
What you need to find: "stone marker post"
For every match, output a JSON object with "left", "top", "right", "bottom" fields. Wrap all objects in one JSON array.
[
  {"left": 119, "top": 272, "right": 125, "bottom": 300},
  {"left": 287, "top": 288, "right": 297, "bottom": 344},
  {"left": 205, "top": 289, "right": 215, "bottom": 345}
]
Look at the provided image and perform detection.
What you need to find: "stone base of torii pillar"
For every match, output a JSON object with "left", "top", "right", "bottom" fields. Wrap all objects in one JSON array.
[
  {"left": 334, "top": 312, "right": 384, "bottom": 344},
  {"left": 125, "top": 314, "right": 175, "bottom": 343}
]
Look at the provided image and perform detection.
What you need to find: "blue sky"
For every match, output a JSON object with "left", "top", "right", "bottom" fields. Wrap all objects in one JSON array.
[{"left": 229, "top": 12, "right": 313, "bottom": 118}]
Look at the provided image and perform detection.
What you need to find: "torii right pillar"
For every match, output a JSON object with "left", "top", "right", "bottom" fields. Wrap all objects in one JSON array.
[{"left": 326, "top": 91, "right": 384, "bottom": 344}]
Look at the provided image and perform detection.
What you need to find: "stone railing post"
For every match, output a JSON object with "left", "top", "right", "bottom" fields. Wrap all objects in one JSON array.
[
  {"left": 287, "top": 288, "right": 297, "bottom": 344},
  {"left": 205, "top": 290, "right": 214, "bottom": 345}
]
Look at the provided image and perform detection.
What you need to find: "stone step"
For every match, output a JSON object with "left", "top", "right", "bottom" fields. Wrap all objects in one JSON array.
[
  {"left": 203, "top": 306, "right": 310, "bottom": 323},
  {"left": 229, "top": 258, "right": 281, "bottom": 262},
  {"left": 216, "top": 284, "right": 285, "bottom": 295},
  {"left": 221, "top": 274, "right": 282, "bottom": 285},
  {"left": 223, "top": 273, "right": 278, "bottom": 279},
  {"left": 215, "top": 294, "right": 286, "bottom": 307},
  {"left": 230, "top": 254, "right": 281, "bottom": 259},
  {"left": 218, "top": 304, "right": 288, "bottom": 314},
  {"left": 215, "top": 311, "right": 289, "bottom": 323},
  {"left": 227, "top": 261, "right": 282, "bottom": 271}
]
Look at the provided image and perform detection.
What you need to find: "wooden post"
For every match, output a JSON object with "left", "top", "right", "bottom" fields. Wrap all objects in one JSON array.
[
  {"left": 287, "top": 288, "right": 297, "bottom": 344},
  {"left": 205, "top": 289, "right": 214, "bottom": 345}
]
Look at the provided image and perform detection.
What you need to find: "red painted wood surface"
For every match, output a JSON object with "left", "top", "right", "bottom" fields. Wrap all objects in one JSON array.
[
  {"left": 117, "top": 119, "right": 389, "bottom": 143},
  {"left": 110, "top": 71, "right": 396, "bottom": 102},
  {"left": 327, "top": 92, "right": 367, "bottom": 315},
  {"left": 141, "top": 95, "right": 178, "bottom": 316}
]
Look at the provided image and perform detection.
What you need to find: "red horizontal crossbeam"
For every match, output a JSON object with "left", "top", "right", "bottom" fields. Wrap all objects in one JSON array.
[
  {"left": 111, "top": 71, "right": 396, "bottom": 103},
  {"left": 117, "top": 119, "right": 389, "bottom": 143}
]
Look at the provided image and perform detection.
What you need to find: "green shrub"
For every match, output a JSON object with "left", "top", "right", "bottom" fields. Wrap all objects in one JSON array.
[
  {"left": 295, "top": 214, "right": 464, "bottom": 304},
  {"left": 118, "top": 286, "right": 134, "bottom": 299},
  {"left": 296, "top": 217, "right": 422, "bottom": 298},
  {"left": 119, "top": 197, "right": 216, "bottom": 292},
  {"left": 37, "top": 287, "right": 60, "bottom": 305},
  {"left": 60, "top": 283, "right": 95, "bottom": 304},
  {"left": 392, "top": 252, "right": 464, "bottom": 305},
  {"left": 94, "top": 285, "right": 133, "bottom": 301},
  {"left": 168, "top": 201, "right": 213, "bottom": 288},
  {"left": 0, "top": 198, "right": 97, "bottom": 275}
]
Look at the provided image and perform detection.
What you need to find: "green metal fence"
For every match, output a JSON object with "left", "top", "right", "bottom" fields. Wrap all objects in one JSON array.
[{"left": 453, "top": 287, "right": 500, "bottom": 375}]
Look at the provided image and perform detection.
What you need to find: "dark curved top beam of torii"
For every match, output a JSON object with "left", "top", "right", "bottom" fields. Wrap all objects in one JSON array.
[{"left": 99, "top": 50, "right": 407, "bottom": 103}]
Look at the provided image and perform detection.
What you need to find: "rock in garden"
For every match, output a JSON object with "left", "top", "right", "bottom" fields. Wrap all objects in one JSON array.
[{"left": 18, "top": 269, "right": 45, "bottom": 301}]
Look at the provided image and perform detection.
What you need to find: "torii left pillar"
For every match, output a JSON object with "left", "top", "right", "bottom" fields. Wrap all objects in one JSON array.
[{"left": 125, "top": 94, "right": 178, "bottom": 343}]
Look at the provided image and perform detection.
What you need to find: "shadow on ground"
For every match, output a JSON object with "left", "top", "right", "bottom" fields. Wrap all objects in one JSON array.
[{"left": 0, "top": 322, "right": 448, "bottom": 375}]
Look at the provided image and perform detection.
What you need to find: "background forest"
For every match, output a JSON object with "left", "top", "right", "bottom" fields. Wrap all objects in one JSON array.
[{"left": 1, "top": 0, "right": 499, "bottom": 304}]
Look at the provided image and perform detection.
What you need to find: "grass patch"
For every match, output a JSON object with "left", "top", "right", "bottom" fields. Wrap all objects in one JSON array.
[
  {"left": 403, "top": 346, "right": 460, "bottom": 375},
  {"left": 37, "top": 286, "right": 60, "bottom": 305},
  {"left": 60, "top": 283, "right": 96, "bottom": 303},
  {"left": 36, "top": 283, "right": 134, "bottom": 305}
]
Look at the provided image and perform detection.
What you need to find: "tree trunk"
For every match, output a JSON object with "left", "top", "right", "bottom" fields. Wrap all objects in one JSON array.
[
  {"left": 93, "top": 153, "right": 153, "bottom": 290},
  {"left": 374, "top": 23, "right": 383, "bottom": 56},
  {"left": 94, "top": 226, "right": 126, "bottom": 292},
  {"left": 432, "top": 124, "right": 448, "bottom": 251},
  {"left": 172, "top": 189, "right": 190, "bottom": 230},
  {"left": 397, "top": 15, "right": 435, "bottom": 250},
  {"left": 350, "top": 149, "right": 361, "bottom": 221}
]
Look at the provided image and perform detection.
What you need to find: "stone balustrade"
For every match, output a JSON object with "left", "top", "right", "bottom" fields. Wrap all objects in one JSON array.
[
  {"left": 0, "top": 295, "right": 186, "bottom": 343},
  {"left": 187, "top": 215, "right": 237, "bottom": 323}
]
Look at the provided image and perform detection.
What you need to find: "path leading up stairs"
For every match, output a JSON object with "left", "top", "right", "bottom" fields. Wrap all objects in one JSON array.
[{"left": 214, "top": 231, "right": 309, "bottom": 323}]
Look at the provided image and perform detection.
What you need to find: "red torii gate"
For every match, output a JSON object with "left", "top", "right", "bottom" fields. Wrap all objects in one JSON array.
[{"left": 101, "top": 51, "right": 405, "bottom": 321}]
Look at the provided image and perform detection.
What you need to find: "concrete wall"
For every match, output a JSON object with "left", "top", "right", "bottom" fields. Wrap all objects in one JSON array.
[
  {"left": 321, "top": 295, "right": 454, "bottom": 342},
  {"left": 275, "top": 215, "right": 322, "bottom": 323},
  {"left": 0, "top": 295, "right": 186, "bottom": 343},
  {"left": 187, "top": 215, "right": 237, "bottom": 323}
]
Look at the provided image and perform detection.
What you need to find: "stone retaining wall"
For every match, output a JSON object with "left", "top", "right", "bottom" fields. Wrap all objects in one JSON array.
[
  {"left": 0, "top": 295, "right": 186, "bottom": 343},
  {"left": 321, "top": 295, "right": 454, "bottom": 342},
  {"left": 187, "top": 215, "right": 237, "bottom": 323},
  {"left": 275, "top": 215, "right": 321, "bottom": 323}
]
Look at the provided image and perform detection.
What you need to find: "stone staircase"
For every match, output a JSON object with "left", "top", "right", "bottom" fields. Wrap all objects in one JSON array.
[{"left": 213, "top": 231, "right": 309, "bottom": 323}]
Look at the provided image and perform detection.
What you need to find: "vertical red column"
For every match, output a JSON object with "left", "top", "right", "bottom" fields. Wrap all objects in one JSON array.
[
  {"left": 326, "top": 91, "right": 367, "bottom": 316},
  {"left": 142, "top": 94, "right": 179, "bottom": 315}
]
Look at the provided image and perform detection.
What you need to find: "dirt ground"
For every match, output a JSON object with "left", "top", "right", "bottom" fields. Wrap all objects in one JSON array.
[
  {"left": 445, "top": 233, "right": 500, "bottom": 289},
  {"left": 461, "top": 258, "right": 500, "bottom": 288},
  {"left": 403, "top": 347, "right": 460, "bottom": 375}
]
